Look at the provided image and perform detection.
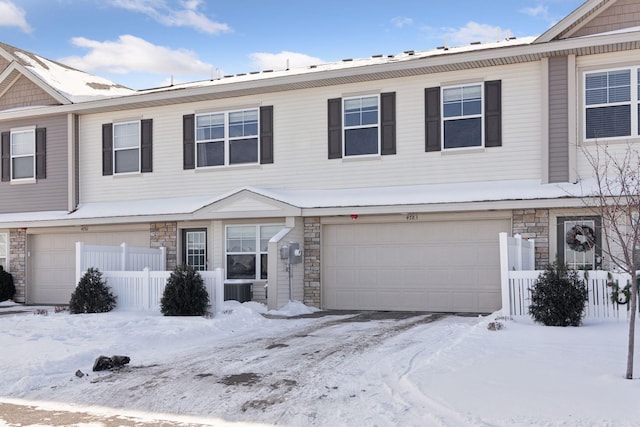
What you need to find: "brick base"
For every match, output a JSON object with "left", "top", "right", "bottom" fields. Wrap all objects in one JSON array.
[
  {"left": 150, "top": 222, "right": 177, "bottom": 270},
  {"left": 9, "top": 229, "right": 26, "bottom": 302},
  {"left": 512, "top": 209, "right": 549, "bottom": 269},
  {"left": 303, "top": 217, "right": 320, "bottom": 308}
]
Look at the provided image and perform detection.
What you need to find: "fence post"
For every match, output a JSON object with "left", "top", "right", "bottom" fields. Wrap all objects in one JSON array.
[
  {"left": 214, "top": 267, "right": 224, "bottom": 314},
  {"left": 143, "top": 267, "right": 150, "bottom": 310},
  {"left": 75, "top": 242, "right": 84, "bottom": 285},
  {"left": 121, "top": 242, "right": 128, "bottom": 271},
  {"left": 514, "top": 234, "right": 522, "bottom": 271},
  {"left": 160, "top": 247, "right": 166, "bottom": 271},
  {"left": 499, "top": 232, "right": 511, "bottom": 317},
  {"left": 528, "top": 238, "right": 536, "bottom": 270}
]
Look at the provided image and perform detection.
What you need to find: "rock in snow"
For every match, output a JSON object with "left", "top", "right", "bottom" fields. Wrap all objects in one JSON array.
[{"left": 92, "top": 355, "right": 130, "bottom": 371}]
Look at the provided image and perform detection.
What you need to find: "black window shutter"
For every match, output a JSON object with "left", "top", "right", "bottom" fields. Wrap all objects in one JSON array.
[
  {"left": 260, "top": 106, "right": 274, "bottom": 164},
  {"left": 35, "top": 127, "right": 46, "bottom": 179},
  {"left": 183, "top": 114, "right": 195, "bottom": 170},
  {"left": 425, "top": 87, "right": 441, "bottom": 152},
  {"left": 141, "top": 119, "right": 153, "bottom": 173},
  {"left": 485, "top": 80, "right": 502, "bottom": 147},
  {"left": 102, "top": 123, "right": 113, "bottom": 176},
  {"left": 380, "top": 92, "right": 396, "bottom": 155},
  {"left": 328, "top": 98, "right": 342, "bottom": 159},
  {"left": 1, "top": 132, "right": 9, "bottom": 182}
]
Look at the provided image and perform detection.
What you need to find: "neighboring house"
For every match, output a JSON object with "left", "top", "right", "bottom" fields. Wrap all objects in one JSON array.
[{"left": 0, "top": 0, "right": 637, "bottom": 312}]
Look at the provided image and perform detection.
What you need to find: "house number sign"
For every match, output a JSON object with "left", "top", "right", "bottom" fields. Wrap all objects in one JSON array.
[{"left": 405, "top": 214, "right": 418, "bottom": 221}]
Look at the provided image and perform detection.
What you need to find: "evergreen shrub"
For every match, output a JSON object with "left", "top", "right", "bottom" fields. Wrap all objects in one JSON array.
[
  {"left": 160, "top": 264, "right": 209, "bottom": 316},
  {"left": 69, "top": 267, "right": 117, "bottom": 314},
  {"left": 0, "top": 266, "right": 15, "bottom": 302},
  {"left": 529, "top": 261, "right": 588, "bottom": 326}
]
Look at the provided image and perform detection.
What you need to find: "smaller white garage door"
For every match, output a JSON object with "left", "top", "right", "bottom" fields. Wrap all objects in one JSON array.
[
  {"left": 323, "top": 218, "right": 510, "bottom": 313},
  {"left": 28, "top": 231, "right": 149, "bottom": 305}
]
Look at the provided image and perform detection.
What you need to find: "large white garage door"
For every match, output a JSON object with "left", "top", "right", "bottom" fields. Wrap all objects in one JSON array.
[
  {"left": 323, "top": 218, "right": 510, "bottom": 313},
  {"left": 28, "top": 231, "right": 149, "bottom": 304}
]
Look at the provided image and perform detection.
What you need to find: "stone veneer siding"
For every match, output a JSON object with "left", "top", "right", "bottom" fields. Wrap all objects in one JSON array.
[
  {"left": 512, "top": 209, "right": 549, "bottom": 269},
  {"left": 150, "top": 222, "right": 177, "bottom": 270},
  {"left": 9, "top": 229, "right": 26, "bottom": 302},
  {"left": 303, "top": 217, "right": 321, "bottom": 308}
]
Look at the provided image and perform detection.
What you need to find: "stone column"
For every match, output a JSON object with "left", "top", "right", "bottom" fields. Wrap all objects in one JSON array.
[
  {"left": 150, "top": 222, "right": 178, "bottom": 270},
  {"left": 303, "top": 217, "right": 321, "bottom": 308},
  {"left": 512, "top": 209, "right": 549, "bottom": 269},
  {"left": 9, "top": 229, "right": 26, "bottom": 302}
]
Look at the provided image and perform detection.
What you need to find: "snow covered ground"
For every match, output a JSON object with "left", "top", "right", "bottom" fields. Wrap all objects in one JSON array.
[{"left": 0, "top": 300, "right": 639, "bottom": 426}]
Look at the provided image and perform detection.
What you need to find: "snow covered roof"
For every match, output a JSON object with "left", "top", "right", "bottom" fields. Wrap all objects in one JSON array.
[
  {"left": 0, "top": 42, "right": 135, "bottom": 103},
  {"left": 0, "top": 179, "right": 597, "bottom": 228}
]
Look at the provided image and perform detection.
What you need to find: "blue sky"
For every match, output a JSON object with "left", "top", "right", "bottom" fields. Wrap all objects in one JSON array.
[{"left": 0, "top": 0, "right": 585, "bottom": 90}]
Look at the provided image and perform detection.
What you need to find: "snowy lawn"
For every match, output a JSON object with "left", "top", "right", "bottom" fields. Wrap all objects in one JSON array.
[{"left": 0, "top": 301, "right": 639, "bottom": 426}]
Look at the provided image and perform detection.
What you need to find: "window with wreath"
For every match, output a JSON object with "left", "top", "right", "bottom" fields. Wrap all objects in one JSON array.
[
  {"left": 557, "top": 216, "right": 601, "bottom": 270},
  {"left": 584, "top": 68, "right": 639, "bottom": 140},
  {"left": 225, "top": 224, "right": 283, "bottom": 280}
]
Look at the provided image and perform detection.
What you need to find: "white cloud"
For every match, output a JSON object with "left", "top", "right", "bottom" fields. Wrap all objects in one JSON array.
[
  {"left": 391, "top": 16, "right": 413, "bottom": 28},
  {"left": 110, "top": 0, "right": 231, "bottom": 34},
  {"left": 59, "top": 35, "right": 213, "bottom": 78},
  {"left": 0, "top": 1, "right": 32, "bottom": 33},
  {"left": 445, "top": 21, "right": 507, "bottom": 45},
  {"left": 521, "top": 4, "right": 549, "bottom": 18},
  {"left": 249, "top": 51, "right": 324, "bottom": 71}
]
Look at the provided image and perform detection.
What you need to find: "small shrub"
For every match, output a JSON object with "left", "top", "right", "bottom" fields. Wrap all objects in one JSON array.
[
  {"left": 529, "top": 261, "right": 588, "bottom": 326},
  {"left": 160, "top": 264, "right": 209, "bottom": 316},
  {"left": 69, "top": 268, "right": 117, "bottom": 314},
  {"left": 0, "top": 266, "right": 15, "bottom": 302}
]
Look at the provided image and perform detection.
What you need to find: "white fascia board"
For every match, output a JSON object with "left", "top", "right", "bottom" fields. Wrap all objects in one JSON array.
[
  {"left": 4, "top": 61, "right": 71, "bottom": 105},
  {"left": 535, "top": 0, "right": 607, "bottom": 43}
]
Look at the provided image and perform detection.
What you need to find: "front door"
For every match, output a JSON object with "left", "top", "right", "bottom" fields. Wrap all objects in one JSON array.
[
  {"left": 557, "top": 216, "right": 602, "bottom": 269},
  {"left": 182, "top": 229, "right": 207, "bottom": 271}
]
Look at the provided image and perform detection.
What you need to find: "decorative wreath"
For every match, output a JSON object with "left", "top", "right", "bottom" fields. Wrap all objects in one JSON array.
[
  {"left": 607, "top": 281, "right": 631, "bottom": 305},
  {"left": 565, "top": 224, "right": 596, "bottom": 252}
]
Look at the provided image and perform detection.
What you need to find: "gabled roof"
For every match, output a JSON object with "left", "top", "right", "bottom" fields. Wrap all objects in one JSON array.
[
  {"left": 0, "top": 42, "right": 135, "bottom": 104},
  {"left": 536, "top": 0, "right": 611, "bottom": 43}
]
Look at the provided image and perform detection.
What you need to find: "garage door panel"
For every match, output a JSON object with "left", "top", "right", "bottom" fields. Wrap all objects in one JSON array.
[{"left": 323, "top": 218, "right": 510, "bottom": 313}]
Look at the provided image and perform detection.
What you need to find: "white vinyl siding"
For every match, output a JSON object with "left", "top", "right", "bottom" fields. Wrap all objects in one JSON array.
[{"left": 78, "top": 62, "right": 542, "bottom": 204}]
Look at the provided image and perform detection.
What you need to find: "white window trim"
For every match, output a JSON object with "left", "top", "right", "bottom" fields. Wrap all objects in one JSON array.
[
  {"left": 225, "top": 223, "right": 283, "bottom": 281},
  {"left": 10, "top": 127, "right": 35, "bottom": 181},
  {"left": 113, "top": 120, "right": 141, "bottom": 174},
  {"left": 195, "top": 108, "right": 260, "bottom": 168},
  {"left": 583, "top": 66, "right": 639, "bottom": 142},
  {"left": 441, "top": 83, "right": 484, "bottom": 151},
  {"left": 342, "top": 94, "right": 381, "bottom": 157}
]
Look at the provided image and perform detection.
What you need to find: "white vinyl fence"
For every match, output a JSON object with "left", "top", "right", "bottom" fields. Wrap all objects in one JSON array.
[
  {"left": 103, "top": 268, "right": 224, "bottom": 313},
  {"left": 499, "top": 232, "right": 635, "bottom": 320},
  {"left": 76, "top": 242, "right": 166, "bottom": 283}
]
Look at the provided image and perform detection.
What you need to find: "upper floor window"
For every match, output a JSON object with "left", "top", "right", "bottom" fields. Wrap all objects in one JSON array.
[
  {"left": 1, "top": 127, "right": 46, "bottom": 183},
  {"left": 327, "top": 92, "right": 396, "bottom": 159},
  {"left": 10, "top": 129, "right": 35, "bottom": 180},
  {"left": 196, "top": 109, "right": 259, "bottom": 167},
  {"left": 425, "top": 81, "right": 501, "bottom": 152},
  {"left": 113, "top": 121, "right": 140, "bottom": 174},
  {"left": 584, "top": 68, "right": 638, "bottom": 140},
  {"left": 102, "top": 119, "right": 152, "bottom": 176},
  {"left": 442, "top": 84, "right": 483, "bottom": 149},
  {"left": 343, "top": 95, "right": 379, "bottom": 156}
]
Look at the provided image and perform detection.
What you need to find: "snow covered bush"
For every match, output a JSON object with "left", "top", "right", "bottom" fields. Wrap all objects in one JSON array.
[
  {"left": 0, "top": 266, "right": 15, "bottom": 302},
  {"left": 529, "top": 261, "right": 588, "bottom": 326},
  {"left": 69, "top": 267, "right": 117, "bottom": 314},
  {"left": 160, "top": 264, "right": 209, "bottom": 316}
]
